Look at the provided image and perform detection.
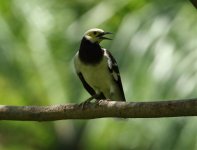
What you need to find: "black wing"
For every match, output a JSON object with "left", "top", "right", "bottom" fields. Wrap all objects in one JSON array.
[
  {"left": 105, "top": 50, "right": 126, "bottom": 101},
  {"left": 77, "top": 72, "right": 106, "bottom": 100}
]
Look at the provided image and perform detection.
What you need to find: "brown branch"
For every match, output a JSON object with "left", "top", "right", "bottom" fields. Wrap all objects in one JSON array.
[{"left": 0, "top": 98, "right": 197, "bottom": 121}]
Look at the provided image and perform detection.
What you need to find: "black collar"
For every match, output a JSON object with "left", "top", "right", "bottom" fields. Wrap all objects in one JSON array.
[{"left": 79, "top": 37, "right": 103, "bottom": 64}]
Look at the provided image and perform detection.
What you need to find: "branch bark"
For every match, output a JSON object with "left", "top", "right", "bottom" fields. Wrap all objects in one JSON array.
[{"left": 0, "top": 98, "right": 197, "bottom": 121}]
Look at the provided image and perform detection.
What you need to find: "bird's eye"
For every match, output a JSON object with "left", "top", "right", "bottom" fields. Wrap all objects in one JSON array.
[{"left": 93, "top": 31, "right": 97, "bottom": 35}]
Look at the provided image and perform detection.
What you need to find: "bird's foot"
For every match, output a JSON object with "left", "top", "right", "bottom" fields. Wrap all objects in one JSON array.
[
  {"left": 95, "top": 99, "right": 112, "bottom": 105},
  {"left": 79, "top": 98, "right": 93, "bottom": 110},
  {"left": 79, "top": 94, "right": 100, "bottom": 109},
  {"left": 105, "top": 99, "right": 112, "bottom": 101}
]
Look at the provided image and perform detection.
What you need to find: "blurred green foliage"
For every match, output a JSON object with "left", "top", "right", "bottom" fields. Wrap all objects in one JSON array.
[{"left": 0, "top": 0, "right": 197, "bottom": 149}]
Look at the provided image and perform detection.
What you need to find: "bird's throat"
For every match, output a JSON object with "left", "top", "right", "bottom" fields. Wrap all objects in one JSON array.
[{"left": 79, "top": 37, "right": 103, "bottom": 64}]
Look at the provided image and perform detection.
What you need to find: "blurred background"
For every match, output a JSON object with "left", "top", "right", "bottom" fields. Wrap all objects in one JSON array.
[{"left": 0, "top": 0, "right": 197, "bottom": 149}]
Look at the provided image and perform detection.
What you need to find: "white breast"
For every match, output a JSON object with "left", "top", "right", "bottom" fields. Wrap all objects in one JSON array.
[{"left": 74, "top": 52, "right": 114, "bottom": 96}]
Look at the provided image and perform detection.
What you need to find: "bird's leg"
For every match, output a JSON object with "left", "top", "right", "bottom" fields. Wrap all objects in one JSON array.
[
  {"left": 85, "top": 94, "right": 99, "bottom": 103},
  {"left": 79, "top": 93, "right": 101, "bottom": 109},
  {"left": 96, "top": 93, "right": 113, "bottom": 105},
  {"left": 106, "top": 92, "right": 114, "bottom": 101}
]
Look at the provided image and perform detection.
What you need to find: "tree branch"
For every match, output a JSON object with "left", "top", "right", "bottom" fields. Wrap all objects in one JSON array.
[{"left": 0, "top": 98, "right": 197, "bottom": 121}]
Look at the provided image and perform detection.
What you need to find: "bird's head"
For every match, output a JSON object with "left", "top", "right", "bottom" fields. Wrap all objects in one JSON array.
[{"left": 83, "top": 28, "right": 112, "bottom": 43}]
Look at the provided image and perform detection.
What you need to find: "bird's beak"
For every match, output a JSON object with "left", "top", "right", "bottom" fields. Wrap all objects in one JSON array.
[{"left": 98, "top": 32, "right": 113, "bottom": 40}]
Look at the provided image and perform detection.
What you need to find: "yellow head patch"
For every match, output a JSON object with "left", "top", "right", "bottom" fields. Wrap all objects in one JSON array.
[{"left": 84, "top": 28, "right": 112, "bottom": 43}]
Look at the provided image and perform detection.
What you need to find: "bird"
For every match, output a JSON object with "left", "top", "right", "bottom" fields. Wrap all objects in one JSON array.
[{"left": 74, "top": 28, "right": 126, "bottom": 104}]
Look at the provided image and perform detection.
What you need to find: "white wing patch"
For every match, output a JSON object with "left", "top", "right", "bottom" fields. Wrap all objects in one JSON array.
[
  {"left": 103, "top": 49, "right": 119, "bottom": 81},
  {"left": 111, "top": 65, "right": 119, "bottom": 81}
]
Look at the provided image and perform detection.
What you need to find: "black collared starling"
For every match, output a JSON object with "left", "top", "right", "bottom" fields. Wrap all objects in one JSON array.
[{"left": 74, "top": 28, "right": 125, "bottom": 103}]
